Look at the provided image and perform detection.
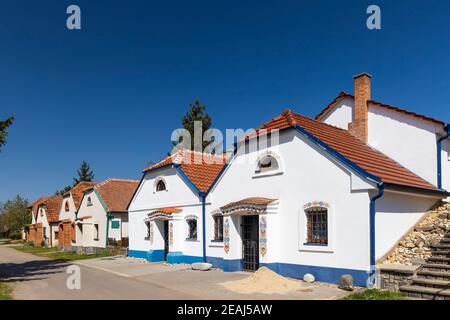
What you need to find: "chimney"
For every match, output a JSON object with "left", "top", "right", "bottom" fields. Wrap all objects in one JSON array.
[{"left": 348, "top": 73, "right": 371, "bottom": 143}]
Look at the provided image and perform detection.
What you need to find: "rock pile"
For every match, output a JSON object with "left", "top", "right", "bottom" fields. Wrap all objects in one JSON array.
[{"left": 383, "top": 203, "right": 450, "bottom": 265}]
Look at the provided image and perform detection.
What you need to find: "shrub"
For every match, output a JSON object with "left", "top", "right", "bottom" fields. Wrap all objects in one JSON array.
[
  {"left": 9, "top": 232, "right": 22, "bottom": 240},
  {"left": 25, "top": 241, "right": 34, "bottom": 247},
  {"left": 40, "top": 240, "right": 47, "bottom": 247}
]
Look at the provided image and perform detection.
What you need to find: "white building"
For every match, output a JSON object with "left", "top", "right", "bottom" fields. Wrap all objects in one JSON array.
[
  {"left": 57, "top": 181, "right": 96, "bottom": 249},
  {"left": 316, "top": 73, "right": 450, "bottom": 195},
  {"left": 75, "top": 179, "right": 138, "bottom": 251},
  {"left": 127, "top": 150, "right": 225, "bottom": 263},
  {"left": 127, "top": 73, "right": 449, "bottom": 287},
  {"left": 29, "top": 194, "right": 63, "bottom": 247}
]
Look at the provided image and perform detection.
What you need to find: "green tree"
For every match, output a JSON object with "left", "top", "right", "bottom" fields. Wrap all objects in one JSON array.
[
  {"left": 73, "top": 161, "right": 95, "bottom": 185},
  {"left": 0, "top": 116, "right": 14, "bottom": 152},
  {"left": 174, "top": 99, "right": 212, "bottom": 152},
  {"left": 0, "top": 195, "right": 30, "bottom": 238}
]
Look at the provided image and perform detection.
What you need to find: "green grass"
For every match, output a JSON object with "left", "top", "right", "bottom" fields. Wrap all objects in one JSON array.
[
  {"left": 46, "top": 250, "right": 113, "bottom": 261},
  {"left": 0, "top": 283, "right": 12, "bottom": 300},
  {"left": 14, "top": 245, "right": 58, "bottom": 255},
  {"left": 342, "top": 289, "right": 406, "bottom": 300},
  {"left": 13, "top": 245, "right": 113, "bottom": 261}
]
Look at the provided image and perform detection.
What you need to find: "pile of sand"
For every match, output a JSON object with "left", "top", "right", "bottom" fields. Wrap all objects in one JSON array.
[{"left": 221, "top": 267, "right": 312, "bottom": 294}]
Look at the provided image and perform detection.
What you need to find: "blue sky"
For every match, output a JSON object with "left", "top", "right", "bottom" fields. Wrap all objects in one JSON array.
[{"left": 1, "top": 0, "right": 450, "bottom": 203}]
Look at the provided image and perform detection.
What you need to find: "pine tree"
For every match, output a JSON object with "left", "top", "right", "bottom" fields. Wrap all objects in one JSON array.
[
  {"left": 0, "top": 116, "right": 14, "bottom": 152},
  {"left": 73, "top": 161, "right": 94, "bottom": 184},
  {"left": 176, "top": 99, "right": 212, "bottom": 151}
]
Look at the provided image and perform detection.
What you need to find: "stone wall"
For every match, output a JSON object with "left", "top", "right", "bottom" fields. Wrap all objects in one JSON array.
[
  {"left": 382, "top": 203, "right": 450, "bottom": 265},
  {"left": 377, "top": 265, "right": 418, "bottom": 291}
]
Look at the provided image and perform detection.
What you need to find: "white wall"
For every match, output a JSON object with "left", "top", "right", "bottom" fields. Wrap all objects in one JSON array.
[
  {"left": 320, "top": 98, "right": 354, "bottom": 130},
  {"left": 208, "top": 129, "right": 373, "bottom": 272},
  {"left": 368, "top": 103, "right": 441, "bottom": 186},
  {"left": 128, "top": 166, "right": 204, "bottom": 256},
  {"left": 76, "top": 189, "right": 108, "bottom": 248},
  {"left": 35, "top": 207, "right": 51, "bottom": 244},
  {"left": 58, "top": 196, "right": 77, "bottom": 222},
  {"left": 375, "top": 190, "right": 438, "bottom": 260}
]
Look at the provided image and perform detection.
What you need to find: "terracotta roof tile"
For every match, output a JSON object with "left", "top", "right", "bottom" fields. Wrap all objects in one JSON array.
[
  {"left": 316, "top": 92, "right": 446, "bottom": 126},
  {"left": 143, "top": 150, "right": 226, "bottom": 193},
  {"left": 95, "top": 179, "right": 139, "bottom": 213},
  {"left": 255, "top": 110, "right": 438, "bottom": 192},
  {"left": 66, "top": 181, "right": 96, "bottom": 210},
  {"left": 42, "top": 194, "right": 63, "bottom": 223}
]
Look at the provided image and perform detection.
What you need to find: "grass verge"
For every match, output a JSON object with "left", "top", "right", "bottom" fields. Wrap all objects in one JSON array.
[
  {"left": 342, "top": 289, "right": 406, "bottom": 300},
  {"left": 13, "top": 245, "right": 113, "bottom": 261},
  {"left": 0, "top": 283, "right": 12, "bottom": 300}
]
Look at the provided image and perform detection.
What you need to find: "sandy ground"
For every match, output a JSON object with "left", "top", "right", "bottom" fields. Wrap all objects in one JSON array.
[{"left": 0, "top": 245, "right": 350, "bottom": 300}]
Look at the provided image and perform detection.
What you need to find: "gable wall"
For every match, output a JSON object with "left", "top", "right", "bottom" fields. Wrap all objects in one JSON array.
[
  {"left": 368, "top": 103, "right": 440, "bottom": 186},
  {"left": 208, "top": 129, "right": 372, "bottom": 272},
  {"left": 320, "top": 98, "right": 354, "bottom": 129},
  {"left": 58, "top": 196, "right": 77, "bottom": 221},
  {"left": 76, "top": 189, "right": 108, "bottom": 248}
]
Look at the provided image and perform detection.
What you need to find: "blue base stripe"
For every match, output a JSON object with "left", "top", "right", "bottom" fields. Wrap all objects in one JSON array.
[
  {"left": 128, "top": 250, "right": 369, "bottom": 286},
  {"left": 261, "top": 262, "right": 369, "bottom": 287}
]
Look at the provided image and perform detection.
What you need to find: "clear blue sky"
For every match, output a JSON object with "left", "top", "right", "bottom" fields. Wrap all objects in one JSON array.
[{"left": 1, "top": 0, "right": 450, "bottom": 203}]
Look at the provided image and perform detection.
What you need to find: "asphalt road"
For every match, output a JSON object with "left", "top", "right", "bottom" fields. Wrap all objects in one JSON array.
[{"left": 0, "top": 245, "right": 195, "bottom": 300}]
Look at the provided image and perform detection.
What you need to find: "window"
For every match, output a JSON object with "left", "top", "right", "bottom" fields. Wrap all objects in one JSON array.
[
  {"left": 71, "top": 224, "right": 76, "bottom": 243},
  {"left": 54, "top": 231, "right": 59, "bottom": 240},
  {"left": 43, "top": 227, "right": 47, "bottom": 239},
  {"left": 87, "top": 197, "right": 92, "bottom": 206},
  {"left": 306, "top": 207, "right": 328, "bottom": 245},
  {"left": 145, "top": 221, "right": 150, "bottom": 240},
  {"left": 156, "top": 180, "right": 166, "bottom": 192},
  {"left": 111, "top": 220, "right": 120, "bottom": 229},
  {"left": 94, "top": 224, "right": 99, "bottom": 240},
  {"left": 255, "top": 154, "right": 279, "bottom": 174},
  {"left": 65, "top": 201, "right": 70, "bottom": 212},
  {"left": 187, "top": 219, "right": 197, "bottom": 240},
  {"left": 213, "top": 215, "right": 224, "bottom": 241}
]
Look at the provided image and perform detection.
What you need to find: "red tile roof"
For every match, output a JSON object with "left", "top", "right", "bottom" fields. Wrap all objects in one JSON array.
[
  {"left": 94, "top": 179, "right": 139, "bottom": 213},
  {"left": 143, "top": 150, "right": 226, "bottom": 193},
  {"left": 316, "top": 92, "right": 446, "bottom": 126},
  {"left": 66, "top": 181, "right": 96, "bottom": 210},
  {"left": 29, "top": 196, "right": 49, "bottom": 220},
  {"left": 254, "top": 109, "right": 438, "bottom": 192},
  {"left": 42, "top": 194, "right": 63, "bottom": 223}
]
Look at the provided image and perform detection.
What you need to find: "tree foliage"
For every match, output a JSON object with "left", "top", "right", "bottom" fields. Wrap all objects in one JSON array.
[
  {"left": 73, "top": 160, "right": 94, "bottom": 185},
  {"left": 0, "top": 116, "right": 14, "bottom": 152},
  {"left": 174, "top": 99, "right": 212, "bottom": 152},
  {"left": 0, "top": 195, "right": 30, "bottom": 238}
]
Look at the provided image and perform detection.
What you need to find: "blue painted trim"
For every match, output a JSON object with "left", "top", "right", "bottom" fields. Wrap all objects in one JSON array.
[
  {"left": 206, "top": 256, "right": 224, "bottom": 269},
  {"left": 261, "top": 262, "right": 369, "bottom": 287},
  {"left": 293, "top": 126, "right": 381, "bottom": 184},
  {"left": 131, "top": 249, "right": 165, "bottom": 262},
  {"left": 369, "top": 184, "right": 384, "bottom": 285},
  {"left": 128, "top": 250, "right": 147, "bottom": 259},
  {"left": 437, "top": 124, "right": 450, "bottom": 190},
  {"left": 223, "top": 259, "right": 243, "bottom": 272},
  {"left": 167, "top": 252, "right": 203, "bottom": 264}
]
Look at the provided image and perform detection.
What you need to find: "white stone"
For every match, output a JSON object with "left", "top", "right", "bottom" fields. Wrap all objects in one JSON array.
[
  {"left": 303, "top": 273, "right": 315, "bottom": 283},
  {"left": 191, "top": 263, "right": 212, "bottom": 271}
]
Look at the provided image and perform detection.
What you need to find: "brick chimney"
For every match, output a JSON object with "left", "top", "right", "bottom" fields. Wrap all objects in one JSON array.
[{"left": 348, "top": 73, "right": 371, "bottom": 143}]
